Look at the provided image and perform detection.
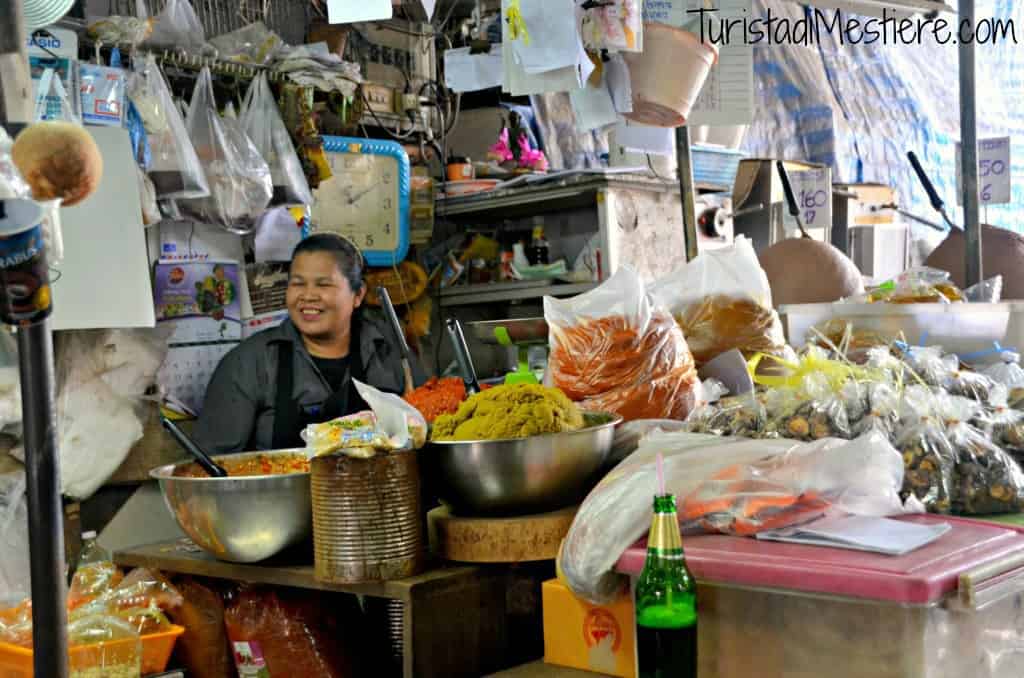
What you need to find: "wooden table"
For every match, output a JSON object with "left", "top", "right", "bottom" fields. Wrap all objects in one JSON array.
[{"left": 115, "top": 539, "right": 513, "bottom": 678}]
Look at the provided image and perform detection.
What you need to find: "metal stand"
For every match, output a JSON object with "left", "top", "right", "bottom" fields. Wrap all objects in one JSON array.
[
  {"left": 958, "top": 0, "right": 982, "bottom": 287},
  {"left": 675, "top": 125, "right": 699, "bottom": 262},
  {"left": 0, "top": 0, "right": 70, "bottom": 675}
]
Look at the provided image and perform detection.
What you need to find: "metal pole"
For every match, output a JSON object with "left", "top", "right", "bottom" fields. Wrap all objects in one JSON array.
[
  {"left": 0, "top": 2, "right": 70, "bottom": 676},
  {"left": 959, "top": 0, "right": 982, "bottom": 287},
  {"left": 675, "top": 125, "right": 699, "bottom": 262},
  {"left": 17, "top": 324, "right": 69, "bottom": 678}
]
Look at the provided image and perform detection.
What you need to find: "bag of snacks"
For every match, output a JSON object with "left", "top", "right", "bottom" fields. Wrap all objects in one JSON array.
[
  {"left": 983, "top": 352, "right": 1024, "bottom": 411},
  {"left": 854, "top": 382, "right": 901, "bottom": 442},
  {"left": 901, "top": 346, "right": 958, "bottom": 388},
  {"left": 650, "top": 237, "right": 787, "bottom": 367},
  {"left": 869, "top": 266, "right": 965, "bottom": 304},
  {"left": 685, "top": 392, "right": 768, "bottom": 439},
  {"left": 939, "top": 394, "right": 1024, "bottom": 515},
  {"left": 545, "top": 267, "right": 701, "bottom": 421},
  {"left": 165, "top": 577, "right": 234, "bottom": 678},
  {"left": 974, "top": 385, "right": 1024, "bottom": 458},
  {"left": 894, "top": 386, "right": 956, "bottom": 513},
  {"left": 946, "top": 366, "right": 995, "bottom": 402},
  {"left": 770, "top": 374, "right": 852, "bottom": 442}
]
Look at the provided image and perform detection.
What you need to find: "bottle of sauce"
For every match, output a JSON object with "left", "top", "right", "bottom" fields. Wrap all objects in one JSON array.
[
  {"left": 528, "top": 225, "right": 549, "bottom": 265},
  {"left": 635, "top": 492, "right": 698, "bottom": 678}
]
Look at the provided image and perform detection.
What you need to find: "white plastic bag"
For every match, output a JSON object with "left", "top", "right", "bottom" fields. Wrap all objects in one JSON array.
[
  {"left": 146, "top": 0, "right": 205, "bottom": 50},
  {"left": 984, "top": 352, "right": 1024, "bottom": 389},
  {"left": 0, "top": 466, "right": 29, "bottom": 601},
  {"left": 544, "top": 266, "right": 701, "bottom": 421},
  {"left": 560, "top": 430, "right": 916, "bottom": 603},
  {"left": 240, "top": 73, "right": 313, "bottom": 206},
  {"left": 650, "top": 236, "right": 787, "bottom": 367},
  {"left": 179, "top": 68, "right": 272, "bottom": 234},
  {"left": 354, "top": 380, "right": 427, "bottom": 450},
  {"left": 128, "top": 54, "right": 209, "bottom": 200}
]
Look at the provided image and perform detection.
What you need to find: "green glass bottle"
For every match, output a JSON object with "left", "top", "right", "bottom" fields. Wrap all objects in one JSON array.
[{"left": 635, "top": 493, "right": 697, "bottom": 678}]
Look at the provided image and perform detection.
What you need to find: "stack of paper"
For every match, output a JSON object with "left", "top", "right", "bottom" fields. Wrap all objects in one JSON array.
[{"left": 757, "top": 515, "right": 952, "bottom": 556}]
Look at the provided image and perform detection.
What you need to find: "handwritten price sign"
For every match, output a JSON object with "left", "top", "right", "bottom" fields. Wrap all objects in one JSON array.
[
  {"left": 956, "top": 137, "right": 1011, "bottom": 205},
  {"left": 784, "top": 166, "right": 832, "bottom": 233}
]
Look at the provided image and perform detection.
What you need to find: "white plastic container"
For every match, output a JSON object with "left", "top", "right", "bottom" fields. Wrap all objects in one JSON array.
[
  {"left": 779, "top": 302, "right": 1013, "bottom": 357},
  {"left": 621, "top": 23, "right": 718, "bottom": 128}
]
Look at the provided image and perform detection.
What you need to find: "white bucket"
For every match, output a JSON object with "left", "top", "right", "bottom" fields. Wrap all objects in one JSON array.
[{"left": 622, "top": 23, "right": 719, "bottom": 128}]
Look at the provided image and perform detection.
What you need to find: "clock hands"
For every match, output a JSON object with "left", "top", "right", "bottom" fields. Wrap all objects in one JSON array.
[{"left": 346, "top": 185, "right": 375, "bottom": 206}]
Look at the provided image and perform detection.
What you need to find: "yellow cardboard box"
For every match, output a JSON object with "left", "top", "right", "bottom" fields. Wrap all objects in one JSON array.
[{"left": 542, "top": 579, "right": 636, "bottom": 678}]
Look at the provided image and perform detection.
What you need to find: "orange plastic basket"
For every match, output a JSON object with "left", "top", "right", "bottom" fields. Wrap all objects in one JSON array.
[{"left": 0, "top": 624, "right": 184, "bottom": 677}]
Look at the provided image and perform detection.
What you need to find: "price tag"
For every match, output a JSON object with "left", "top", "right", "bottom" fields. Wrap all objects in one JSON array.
[
  {"left": 784, "top": 166, "right": 832, "bottom": 233},
  {"left": 955, "top": 137, "right": 1011, "bottom": 205}
]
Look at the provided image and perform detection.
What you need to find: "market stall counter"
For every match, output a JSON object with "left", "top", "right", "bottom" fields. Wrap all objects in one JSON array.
[{"left": 113, "top": 539, "right": 514, "bottom": 678}]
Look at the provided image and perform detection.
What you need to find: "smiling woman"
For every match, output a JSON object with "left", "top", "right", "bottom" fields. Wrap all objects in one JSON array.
[{"left": 192, "top": 234, "right": 427, "bottom": 454}]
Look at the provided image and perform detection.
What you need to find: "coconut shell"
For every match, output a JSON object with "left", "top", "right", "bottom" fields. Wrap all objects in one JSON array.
[
  {"left": 11, "top": 121, "right": 103, "bottom": 207},
  {"left": 925, "top": 224, "right": 1024, "bottom": 300},
  {"left": 759, "top": 238, "right": 864, "bottom": 306}
]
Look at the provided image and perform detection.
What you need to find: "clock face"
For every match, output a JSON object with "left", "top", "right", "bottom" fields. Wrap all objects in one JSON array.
[{"left": 312, "top": 150, "right": 402, "bottom": 252}]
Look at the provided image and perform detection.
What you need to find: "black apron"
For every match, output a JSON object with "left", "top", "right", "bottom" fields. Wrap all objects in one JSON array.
[{"left": 271, "top": 341, "right": 369, "bottom": 449}]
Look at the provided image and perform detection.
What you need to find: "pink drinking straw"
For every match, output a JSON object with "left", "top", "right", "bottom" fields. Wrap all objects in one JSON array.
[{"left": 656, "top": 452, "right": 665, "bottom": 496}]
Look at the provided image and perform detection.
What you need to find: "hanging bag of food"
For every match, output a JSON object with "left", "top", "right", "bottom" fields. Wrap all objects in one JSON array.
[
  {"left": 649, "top": 236, "right": 788, "bottom": 368},
  {"left": 240, "top": 73, "right": 313, "bottom": 206},
  {"left": 178, "top": 68, "right": 272, "bottom": 234},
  {"left": 145, "top": 0, "right": 205, "bottom": 50},
  {"left": 127, "top": 54, "right": 208, "bottom": 200},
  {"left": 544, "top": 266, "right": 700, "bottom": 421}
]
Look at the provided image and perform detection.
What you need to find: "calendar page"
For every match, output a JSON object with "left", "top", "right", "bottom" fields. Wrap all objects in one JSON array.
[{"left": 157, "top": 343, "right": 238, "bottom": 416}]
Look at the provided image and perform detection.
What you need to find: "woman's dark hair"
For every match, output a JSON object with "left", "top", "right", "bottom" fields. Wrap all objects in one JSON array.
[{"left": 291, "top": 233, "right": 366, "bottom": 293}]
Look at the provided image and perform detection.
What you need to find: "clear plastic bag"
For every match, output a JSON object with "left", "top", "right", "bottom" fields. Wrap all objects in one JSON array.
[
  {"left": 88, "top": 0, "right": 153, "bottom": 46},
  {"left": 34, "top": 67, "right": 81, "bottom": 124},
  {"left": 128, "top": 54, "right": 208, "bottom": 200},
  {"left": 902, "top": 345, "right": 958, "bottom": 388},
  {"left": 894, "top": 386, "right": 957, "bottom": 513},
  {"left": 67, "top": 613, "right": 142, "bottom": 677},
  {"left": 164, "top": 577, "right": 234, "bottom": 678},
  {"left": 771, "top": 374, "right": 852, "bottom": 442},
  {"left": 208, "top": 22, "right": 284, "bottom": 65},
  {"left": 939, "top": 394, "right": 1024, "bottom": 515},
  {"left": 870, "top": 266, "right": 965, "bottom": 304},
  {"left": 545, "top": 266, "right": 701, "bottom": 421},
  {"left": 146, "top": 0, "right": 205, "bottom": 50},
  {"left": 975, "top": 385, "right": 1024, "bottom": 456},
  {"left": 179, "top": 68, "right": 272, "bottom": 234},
  {"left": 0, "top": 468, "right": 29, "bottom": 602},
  {"left": 684, "top": 392, "right": 768, "bottom": 439},
  {"left": 353, "top": 379, "right": 427, "bottom": 450},
  {"left": 560, "top": 430, "right": 913, "bottom": 604},
  {"left": 650, "top": 237, "right": 787, "bottom": 367},
  {"left": 946, "top": 367, "right": 995, "bottom": 402},
  {"left": 854, "top": 382, "right": 900, "bottom": 442},
  {"left": 983, "top": 351, "right": 1024, "bottom": 389},
  {"left": 240, "top": 73, "right": 313, "bottom": 206},
  {"left": 963, "top": 274, "right": 1003, "bottom": 303}
]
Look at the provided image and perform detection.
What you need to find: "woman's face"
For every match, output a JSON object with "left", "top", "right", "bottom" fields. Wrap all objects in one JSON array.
[{"left": 286, "top": 251, "right": 365, "bottom": 342}]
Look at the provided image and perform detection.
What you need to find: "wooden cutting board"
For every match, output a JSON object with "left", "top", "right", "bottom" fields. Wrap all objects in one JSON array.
[{"left": 428, "top": 505, "right": 577, "bottom": 563}]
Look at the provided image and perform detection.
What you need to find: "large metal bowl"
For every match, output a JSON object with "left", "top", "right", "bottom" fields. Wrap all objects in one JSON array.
[
  {"left": 426, "top": 413, "right": 622, "bottom": 516},
  {"left": 150, "top": 450, "right": 312, "bottom": 563}
]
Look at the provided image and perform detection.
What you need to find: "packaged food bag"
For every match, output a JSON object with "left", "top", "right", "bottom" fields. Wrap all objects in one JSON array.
[
  {"left": 770, "top": 374, "right": 852, "bottom": 442},
  {"left": 974, "top": 385, "right": 1024, "bottom": 458},
  {"left": 650, "top": 237, "right": 787, "bottom": 367},
  {"left": 854, "top": 381, "right": 900, "bottom": 442},
  {"left": 128, "top": 54, "right": 208, "bottom": 199},
  {"left": 684, "top": 392, "right": 768, "bottom": 439},
  {"left": 983, "top": 352, "right": 1024, "bottom": 402},
  {"left": 545, "top": 266, "right": 700, "bottom": 421},
  {"left": 165, "top": 577, "right": 234, "bottom": 678},
  {"left": 178, "top": 68, "right": 272, "bottom": 233},
  {"left": 894, "top": 386, "right": 956, "bottom": 513},
  {"left": 240, "top": 72, "right": 313, "bottom": 206}
]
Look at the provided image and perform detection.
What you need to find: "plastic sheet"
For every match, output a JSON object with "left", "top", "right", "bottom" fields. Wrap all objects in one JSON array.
[
  {"left": 560, "top": 430, "right": 914, "bottom": 604},
  {"left": 650, "top": 237, "right": 787, "bottom": 367},
  {"left": 179, "top": 68, "right": 272, "bottom": 234},
  {"left": 545, "top": 267, "right": 701, "bottom": 421},
  {"left": 128, "top": 54, "right": 208, "bottom": 200},
  {"left": 241, "top": 73, "right": 313, "bottom": 206},
  {"left": 223, "top": 586, "right": 358, "bottom": 678}
]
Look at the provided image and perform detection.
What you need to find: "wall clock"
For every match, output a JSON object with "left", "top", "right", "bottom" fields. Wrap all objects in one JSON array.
[{"left": 311, "top": 136, "right": 411, "bottom": 266}]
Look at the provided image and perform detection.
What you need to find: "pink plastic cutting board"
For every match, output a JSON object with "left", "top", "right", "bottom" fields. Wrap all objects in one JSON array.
[{"left": 615, "top": 515, "right": 1024, "bottom": 605}]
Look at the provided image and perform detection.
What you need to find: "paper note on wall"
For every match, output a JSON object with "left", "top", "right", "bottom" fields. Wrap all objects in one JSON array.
[
  {"left": 642, "top": 0, "right": 754, "bottom": 125},
  {"left": 326, "top": 0, "right": 392, "bottom": 24},
  {"left": 955, "top": 137, "right": 1012, "bottom": 205},
  {"left": 783, "top": 166, "right": 833, "bottom": 234}
]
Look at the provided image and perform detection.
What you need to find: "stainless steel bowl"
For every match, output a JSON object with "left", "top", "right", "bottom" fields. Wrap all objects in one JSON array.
[
  {"left": 150, "top": 450, "right": 312, "bottom": 563},
  {"left": 426, "top": 413, "right": 622, "bottom": 516}
]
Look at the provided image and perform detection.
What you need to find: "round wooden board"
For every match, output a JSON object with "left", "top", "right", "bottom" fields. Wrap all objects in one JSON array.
[{"left": 428, "top": 505, "right": 578, "bottom": 563}]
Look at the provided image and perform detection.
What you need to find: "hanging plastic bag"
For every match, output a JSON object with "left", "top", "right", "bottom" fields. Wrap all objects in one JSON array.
[
  {"left": 545, "top": 266, "right": 701, "bottom": 421},
  {"left": 208, "top": 22, "right": 284, "bottom": 66},
  {"left": 33, "top": 67, "right": 81, "bottom": 124},
  {"left": 179, "top": 68, "right": 272, "bottom": 234},
  {"left": 128, "top": 54, "right": 208, "bottom": 200},
  {"left": 146, "top": 0, "right": 205, "bottom": 50},
  {"left": 240, "top": 73, "right": 313, "bottom": 206},
  {"left": 650, "top": 237, "right": 788, "bottom": 367},
  {"left": 559, "top": 430, "right": 914, "bottom": 604}
]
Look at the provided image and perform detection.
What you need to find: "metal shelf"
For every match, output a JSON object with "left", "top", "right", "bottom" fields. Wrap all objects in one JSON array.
[{"left": 439, "top": 280, "right": 597, "bottom": 307}]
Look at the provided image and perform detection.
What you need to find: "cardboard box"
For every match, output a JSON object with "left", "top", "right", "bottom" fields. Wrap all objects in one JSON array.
[{"left": 542, "top": 579, "right": 636, "bottom": 678}]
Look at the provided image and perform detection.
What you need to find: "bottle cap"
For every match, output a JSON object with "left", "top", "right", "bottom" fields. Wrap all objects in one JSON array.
[{"left": 82, "top": 530, "right": 97, "bottom": 540}]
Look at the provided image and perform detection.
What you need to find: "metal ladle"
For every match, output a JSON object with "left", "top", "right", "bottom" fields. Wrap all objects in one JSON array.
[
  {"left": 446, "top": 317, "right": 481, "bottom": 396},
  {"left": 161, "top": 416, "right": 228, "bottom": 478}
]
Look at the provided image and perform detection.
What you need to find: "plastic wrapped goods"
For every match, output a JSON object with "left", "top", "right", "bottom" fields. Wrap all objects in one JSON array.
[
  {"left": 560, "top": 430, "right": 915, "bottom": 604},
  {"left": 650, "top": 237, "right": 787, "bottom": 367},
  {"left": 224, "top": 586, "right": 359, "bottom": 677},
  {"left": 240, "top": 73, "right": 312, "bottom": 206},
  {"left": 165, "top": 578, "right": 234, "bottom": 678},
  {"left": 545, "top": 267, "right": 701, "bottom": 421},
  {"left": 895, "top": 386, "right": 957, "bottom": 514}
]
